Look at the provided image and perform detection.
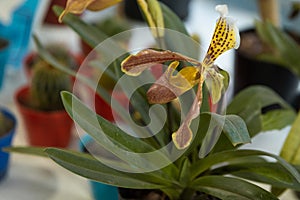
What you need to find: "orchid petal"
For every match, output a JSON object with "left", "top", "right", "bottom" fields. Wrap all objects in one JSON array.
[
  {"left": 147, "top": 61, "right": 200, "bottom": 104},
  {"left": 121, "top": 49, "right": 199, "bottom": 76},
  {"left": 205, "top": 66, "right": 224, "bottom": 104},
  {"left": 202, "top": 5, "right": 240, "bottom": 67},
  {"left": 59, "top": 0, "right": 122, "bottom": 23},
  {"left": 172, "top": 76, "right": 204, "bottom": 149}
]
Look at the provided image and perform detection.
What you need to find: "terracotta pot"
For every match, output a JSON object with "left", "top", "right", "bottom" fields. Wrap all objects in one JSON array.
[
  {"left": 0, "top": 107, "right": 17, "bottom": 181},
  {"left": 15, "top": 86, "right": 73, "bottom": 147}
]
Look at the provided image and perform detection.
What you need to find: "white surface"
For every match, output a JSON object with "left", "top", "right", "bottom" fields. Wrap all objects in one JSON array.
[{"left": 0, "top": 0, "right": 298, "bottom": 199}]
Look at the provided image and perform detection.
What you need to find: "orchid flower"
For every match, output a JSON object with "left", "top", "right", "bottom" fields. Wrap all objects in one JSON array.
[
  {"left": 121, "top": 5, "right": 240, "bottom": 149},
  {"left": 58, "top": 0, "right": 122, "bottom": 23}
]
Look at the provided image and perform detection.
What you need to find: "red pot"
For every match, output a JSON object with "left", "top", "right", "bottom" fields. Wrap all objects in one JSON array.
[{"left": 14, "top": 86, "right": 73, "bottom": 147}]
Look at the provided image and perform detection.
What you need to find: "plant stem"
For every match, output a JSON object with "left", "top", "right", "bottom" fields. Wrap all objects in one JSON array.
[
  {"left": 258, "top": 0, "right": 280, "bottom": 27},
  {"left": 180, "top": 188, "right": 196, "bottom": 200}
]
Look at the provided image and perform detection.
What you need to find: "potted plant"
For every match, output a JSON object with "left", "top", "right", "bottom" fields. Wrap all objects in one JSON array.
[
  {"left": 0, "top": 106, "right": 16, "bottom": 181},
  {"left": 7, "top": 1, "right": 300, "bottom": 199},
  {"left": 233, "top": 0, "right": 300, "bottom": 109},
  {"left": 0, "top": 38, "right": 9, "bottom": 90},
  {"left": 14, "top": 44, "right": 78, "bottom": 147}
]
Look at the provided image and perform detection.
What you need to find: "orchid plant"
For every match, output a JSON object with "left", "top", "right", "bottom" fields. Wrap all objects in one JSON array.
[{"left": 7, "top": 0, "right": 300, "bottom": 199}]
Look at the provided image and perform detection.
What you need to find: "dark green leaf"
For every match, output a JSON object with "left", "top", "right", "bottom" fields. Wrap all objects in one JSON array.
[
  {"left": 191, "top": 176, "right": 278, "bottom": 200},
  {"left": 228, "top": 86, "right": 295, "bottom": 137},
  {"left": 45, "top": 148, "right": 173, "bottom": 189},
  {"left": 210, "top": 162, "right": 300, "bottom": 191},
  {"left": 4, "top": 146, "right": 47, "bottom": 157},
  {"left": 53, "top": 6, "right": 110, "bottom": 49},
  {"left": 199, "top": 113, "right": 250, "bottom": 158},
  {"left": 190, "top": 149, "right": 300, "bottom": 183},
  {"left": 61, "top": 91, "right": 179, "bottom": 175}
]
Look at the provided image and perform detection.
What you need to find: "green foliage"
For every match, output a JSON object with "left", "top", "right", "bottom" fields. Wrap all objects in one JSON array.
[
  {"left": 7, "top": 1, "right": 300, "bottom": 200},
  {"left": 255, "top": 20, "right": 300, "bottom": 78}
]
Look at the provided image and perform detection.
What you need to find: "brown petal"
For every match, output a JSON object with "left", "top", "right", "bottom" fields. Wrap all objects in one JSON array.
[{"left": 121, "top": 49, "right": 199, "bottom": 76}]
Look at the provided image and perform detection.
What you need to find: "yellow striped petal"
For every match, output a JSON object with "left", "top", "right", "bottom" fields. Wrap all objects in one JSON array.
[{"left": 202, "top": 5, "right": 240, "bottom": 67}]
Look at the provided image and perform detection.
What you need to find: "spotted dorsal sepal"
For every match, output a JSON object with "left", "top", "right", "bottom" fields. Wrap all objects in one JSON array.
[{"left": 202, "top": 5, "right": 240, "bottom": 67}]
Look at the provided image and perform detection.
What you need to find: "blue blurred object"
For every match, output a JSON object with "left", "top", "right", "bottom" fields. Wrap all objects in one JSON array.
[
  {"left": 79, "top": 135, "right": 119, "bottom": 200},
  {"left": 0, "top": 0, "right": 40, "bottom": 70},
  {"left": 0, "top": 38, "right": 9, "bottom": 90},
  {"left": 0, "top": 107, "right": 17, "bottom": 181}
]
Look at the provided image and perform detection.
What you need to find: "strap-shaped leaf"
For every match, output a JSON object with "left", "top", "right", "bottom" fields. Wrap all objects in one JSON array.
[
  {"left": 4, "top": 147, "right": 47, "bottom": 157},
  {"left": 61, "top": 91, "right": 179, "bottom": 174},
  {"left": 44, "top": 148, "right": 172, "bottom": 189},
  {"left": 191, "top": 176, "right": 278, "bottom": 200},
  {"left": 280, "top": 111, "right": 300, "bottom": 165},
  {"left": 190, "top": 149, "right": 300, "bottom": 183},
  {"left": 210, "top": 162, "right": 300, "bottom": 191},
  {"left": 138, "top": 0, "right": 164, "bottom": 38}
]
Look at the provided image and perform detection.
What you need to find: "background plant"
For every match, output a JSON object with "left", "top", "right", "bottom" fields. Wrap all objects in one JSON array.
[{"left": 28, "top": 45, "right": 77, "bottom": 111}]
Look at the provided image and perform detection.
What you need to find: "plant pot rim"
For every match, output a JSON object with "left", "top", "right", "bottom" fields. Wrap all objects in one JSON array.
[
  {"left": 14, "top": 85, "right": 68, "bottom": 115},
  {"left": 0, "top": 107, "right": 17, "bottom": 140}
]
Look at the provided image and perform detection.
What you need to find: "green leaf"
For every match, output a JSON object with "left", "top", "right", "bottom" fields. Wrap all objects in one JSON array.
[
  {"left": 228, "top": 86, "right": 295, "bottom": 137},
  {"left": 261, "top": 109, "right": 296, "bottom": 131},
  {"left": 160, "top": 2, "right": 201, "bottom": 60},
  {"left": 190, "top": 149, "right": 300, "bottom": 183},
  {"left": 160, "top": 3, "right": 188, "bottom": 35},
  {"left": 61, "top": 91, "right": 179, "bottom": 174},
  {"left": 53, "top": 6, "right": 110, "bottom": 49},
  {"left": 4, "top": 147, "right": 47, "bottom": 157},
  {"left": 44, "top": 148, "right": 172, "bottom": 189},
  {"left": 211, "top": 162, "right": 300, "bottom": 191},
  {"left": 191, "top": 176, "right": 279, "bottom": 200},
  {"left": 280, "top": 111, "right": 300, "bottom": 165},
  {"left": 255, "top": 21, "right": 300, "bottom": 78},
  {"left": 221, "top": 115, "right": 251, "bottom": 146},
  {"left": 138, "top": 0, "right": 164, "bottom": 38},
  {"left": 199, "top": 113, "right": 250, "bottom": 158}
]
